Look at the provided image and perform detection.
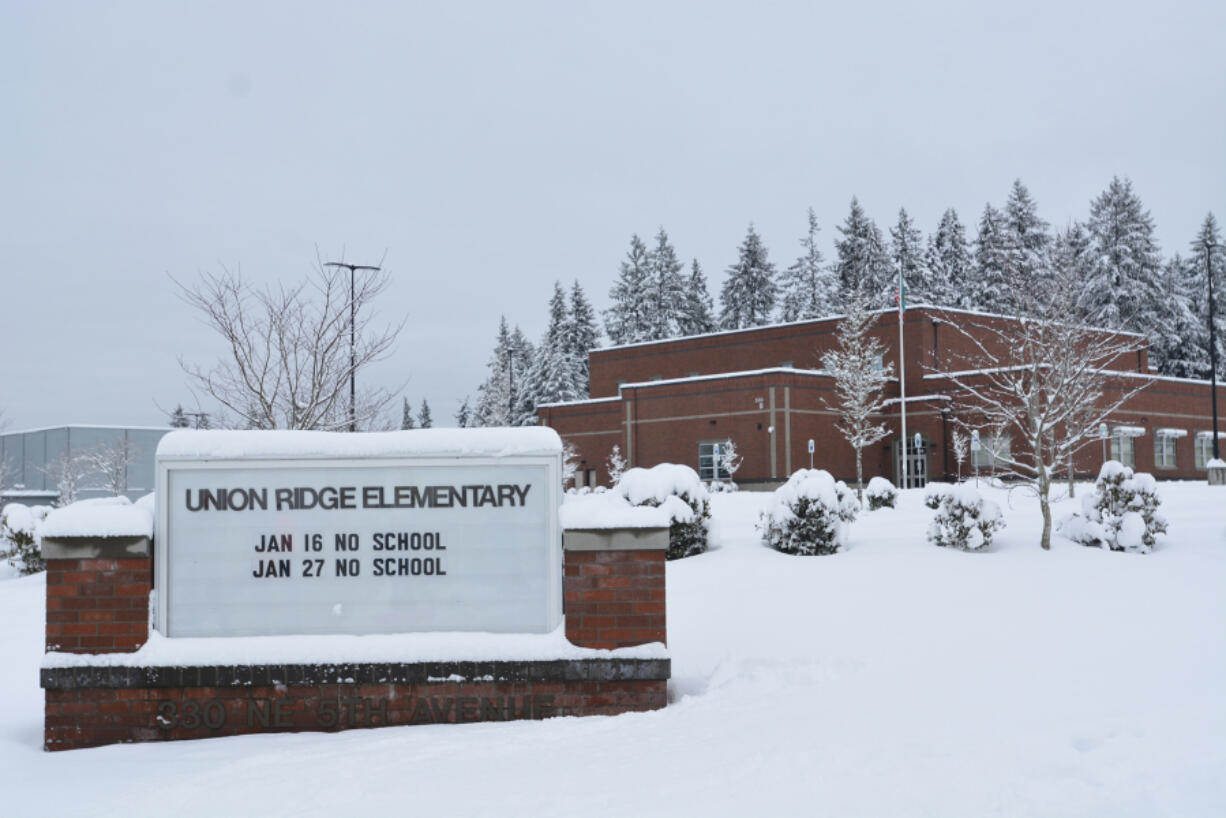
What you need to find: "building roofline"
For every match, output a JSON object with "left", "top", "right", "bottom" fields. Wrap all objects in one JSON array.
[
  {"left": 592, "top": 303, "right": 1146, "bottom": 354},
  {"left": 541, "top": 366, "right": 876, "bottom": 411},
  {"left": 536, "top": 396, "right": 622, "bottom": 410},
  {"left": 925, "top": 366, "right": 1212, "bottom": 387},
  {"left": 0, "top": 424, "right": 174, "bottom": 436}
]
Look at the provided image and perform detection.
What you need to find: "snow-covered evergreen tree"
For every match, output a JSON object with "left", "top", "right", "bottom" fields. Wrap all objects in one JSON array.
[
  {"left": 925, "top": 208, "right": 971, "bottom": 308},
  {"left": 678, "top": 259, "right": 717, "bottom": 336},
  {"left": 474, "top": 317, "right": 534, "bottom": 426},
  {"left": 1187, "top": 213, "right": 1226, "bottom": 379},
  {"left": 777, "top": 208, "right": 836, "bottom": 322},
  {"left": 605, "top": 235, "right": 652, "bottom": 345},
  {"left": 833, "top": 198, "right": 892, "bottom": 309},
  {"left": 1076, "top": 177, "right": 1164, "bottom": 332},
  {"left": 518, "top": 282, "right": 583, "bottom": 424},
  {"left": 565, "top": 280, "right": 600, "bottom": 394},
  {"left": 418, "top": 399, "right": 432, "bottom": 428},
  {"left": 401, "top": 397, "right": 416, "bottom": 429},
  {"left": 1002, "top": 179, "right": 1051, "bottom": 291},
  {"left": 969, "top": 203, "right": 1012, "bottom": 312},
  {"left": 1149, "top": 254, "right": 1204, "bottom": 378},
  {"left": 719, "top": 224, "right": 777, "bottom": 329},
  {"left": 455, "top": 396, "right": 472, "bottom": 428},
  {"left": 645, "top": 228, "right": 687, "bottom": 340},
  {"left": 169, "top": 405, "right": 190, "bottom": 428},
  {"left": 889, "top": 208, "right": 926, "bottom": 305}
]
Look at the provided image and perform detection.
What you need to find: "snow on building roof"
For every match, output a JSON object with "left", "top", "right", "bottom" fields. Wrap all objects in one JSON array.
[
  {"left": 0, "top": 424, "right": 173, "bottom": 436},
  {"left": 592, "top": 304, "right": 1146, "bottom": 353},
  {"left": 536, "top": 396, "right": 622, "bottom": 410},
  {"left": 881, "top": 394, "right": 952, "bottom": 407},
  {"left": 540, "top": 367, "right": 855, "bottom": 410},
  {"left": 616, "top": 367, "right": 842, "bottom": 392},
  {"left": 156, "top": 428, "right": 562, "bottom": 460}
]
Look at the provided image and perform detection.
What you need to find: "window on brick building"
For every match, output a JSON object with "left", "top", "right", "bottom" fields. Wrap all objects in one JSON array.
[
  {"left": 1110, "top": 435, "right": 1135, "bottom": 468},
  {"left": 971, "top": 433, "right": 1011, "bottom": 469},
  {"left": 1195, "top": 432, "right": 1220, "bottom": 469},
  {"left": 698, "top": 441, "right": 732, "bottom": 481},
  {"left": 1154, "top": 431, "right": 1181, "bottom": 469}
]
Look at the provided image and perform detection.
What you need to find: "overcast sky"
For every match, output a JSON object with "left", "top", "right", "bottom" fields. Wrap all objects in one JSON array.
[{"left": 2, "top": 1, "right": 1223, "bottom": 431}]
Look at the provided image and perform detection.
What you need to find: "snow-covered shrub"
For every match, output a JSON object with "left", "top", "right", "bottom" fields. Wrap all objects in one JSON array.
[
  {"left": 924, "top": 483, "right": 1004, "bottom": 551},
  {"left": 614, "top": 464, "right": 711, "bottom": 560},
  {"left": 758, "top": 469, "right": 858, "bottom": 556},
  {"left": 707, "top": 479, "right": 738, "bottom": 494},
  {"left": 1057, "top": 461, "right": 1167, "bottom": 553},
  {"left": 1, "top": 503, "right": 44, "bottom": 575},
  {"left": 865, "top": 477, "right": 897, "bottom": 510}
]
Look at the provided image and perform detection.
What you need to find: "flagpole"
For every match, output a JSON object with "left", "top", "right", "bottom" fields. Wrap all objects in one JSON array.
[{"left": 898, "top": 266, "right": 908, "bottom": 488}]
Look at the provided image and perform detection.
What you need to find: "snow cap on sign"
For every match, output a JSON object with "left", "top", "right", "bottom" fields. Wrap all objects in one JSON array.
[{"left": 156, "top": 427, "right": 563, "bottom": 460}]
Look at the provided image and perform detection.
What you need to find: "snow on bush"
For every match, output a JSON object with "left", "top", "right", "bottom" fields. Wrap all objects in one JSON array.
[
  {"left": 865, "top": 477, "right": 897, "bottom": 510},
  {"left": 1, "top": 503, "right": 44, "bottom": 575},
  {"left": 924, "top": 483, "right": 1004, "bottom": 552},
  {"left": 758, "top": 469, "right": 858, "bottom": 556},
  {"left": 1057, "top": 460, "right": 1168, "bottom": 553},
  {"left": 614, "top": 464, "right": 710, "bottom": 559}
]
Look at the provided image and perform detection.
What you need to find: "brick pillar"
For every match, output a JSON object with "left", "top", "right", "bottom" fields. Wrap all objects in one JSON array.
[
  {"left": 562, "top": 528, "right": 667, "bottom": 650},
  {"left": 43, "top": 536, "right": 152, "bottom": 654}
]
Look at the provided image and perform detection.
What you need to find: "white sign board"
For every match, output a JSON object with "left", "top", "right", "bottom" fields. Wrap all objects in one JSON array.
[
  {"left": 807, "top": 439, "right": 815, "bottom": 454},
  {"left": 156, "top": 445, "right": 561, "bottom": 638}
]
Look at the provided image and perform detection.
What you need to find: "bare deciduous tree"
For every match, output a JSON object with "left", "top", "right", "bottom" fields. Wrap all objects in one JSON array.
[
  {"left": 177, "top": 261, "right": 404, "bottom": 430},
  {"left": 933, "top": 261, "right": 1151, "bottom": 550},
  {"left": 821, "top": 287, "right": 895, "bottom": 502},
  {"left": 79, "top": 438, "right": 138, "bottom": 497},
  {"left": 41, "top": 450, "right": 92, "bottom": 506},
  {"left": 951, "top": 429, "right": 969, "bottom": 481}
]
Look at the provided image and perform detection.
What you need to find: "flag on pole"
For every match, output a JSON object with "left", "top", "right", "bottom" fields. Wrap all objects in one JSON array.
[{"left": 894, "top": 271, "right": 907, "bottom": 310}]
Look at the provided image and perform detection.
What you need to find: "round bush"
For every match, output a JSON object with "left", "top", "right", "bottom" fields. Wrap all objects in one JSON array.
[
  {"left": 925, "top": 483, "right": 1004, "bottom": 551},
  {"left": 1057, "top": 461, "right": 1167, "bottom": 553},
  {"left": 865, "top": 477, "right": 898, "bottom": 510},
  {"left": 758, "top": 469, "right": 858, "bottom": 556},
  {"left": 1, "top": 503, "right": 44, "bottom": 575},
  {"left": 615, "top": 464, "right": 711, "bottom": 559}
]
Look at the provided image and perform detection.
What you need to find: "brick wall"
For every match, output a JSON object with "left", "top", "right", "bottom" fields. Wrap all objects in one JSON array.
[
  {"left": 44, "top": 553, "right": 151, "bottom": 654},
  {"left": 42, "top": 661, "right": 669, "bottom": 751},
  {"left": 564, "top": 547, "right": 666, "bottom": 649}
]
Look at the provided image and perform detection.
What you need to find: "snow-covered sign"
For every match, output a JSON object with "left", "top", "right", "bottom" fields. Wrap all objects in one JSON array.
[
  {"left": 155, "top": 429, "right": 562, "bottom": 638},
  {"left": 971, "top": 429, "right": 980, "bottom": 451}
]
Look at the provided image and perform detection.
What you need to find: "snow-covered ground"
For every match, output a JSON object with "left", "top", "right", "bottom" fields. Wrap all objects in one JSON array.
[{"left": 3, "top": 481, "right": 1224, "bottom": 817}]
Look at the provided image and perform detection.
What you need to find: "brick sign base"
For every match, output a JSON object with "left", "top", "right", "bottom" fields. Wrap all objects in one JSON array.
[
  {"left": 40, "top": 526, "right": 671, "bottom": 751},
  {"left": 42, "top": 658, "right": 668, "bottom": 751}
]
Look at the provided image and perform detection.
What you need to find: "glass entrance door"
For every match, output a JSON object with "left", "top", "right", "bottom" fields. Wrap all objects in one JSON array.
[{"left": 896, "top": 436, "right": 928, "bottom": 489}]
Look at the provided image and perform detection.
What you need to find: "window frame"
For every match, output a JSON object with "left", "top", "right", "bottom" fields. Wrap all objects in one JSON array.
[{"left": 698, "top": 440, "right": 733, "bottom": 482}]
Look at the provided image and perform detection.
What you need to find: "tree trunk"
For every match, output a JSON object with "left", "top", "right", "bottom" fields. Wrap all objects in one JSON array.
[
  {"left": 855, "top": 446, "right": 864, "bottom": 503},
  {"left": 1068, "top": 454, "right": 1075, "bottom": 499},
  {"left": 1038, "top": 466, "right": 1052, "bottom": 550}
]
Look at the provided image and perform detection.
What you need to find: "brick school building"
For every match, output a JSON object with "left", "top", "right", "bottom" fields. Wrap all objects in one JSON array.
[{"left": 538, "top": 306, "right": 1224, "bottom": 488}]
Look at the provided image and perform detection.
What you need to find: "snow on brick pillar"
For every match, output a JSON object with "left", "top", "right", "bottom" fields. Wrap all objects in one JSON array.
[
  {"left": 563, "top": 528, "right": 667, "bottom": 650},
  {"left": 42, "top": 535, "right": 152, "bottom": 654}
]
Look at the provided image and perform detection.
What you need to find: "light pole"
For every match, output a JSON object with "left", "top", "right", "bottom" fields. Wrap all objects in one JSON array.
[
  {"left": 1205, "top": 241, "right": 1221, "bottom": 460},
  {"left": 324, "top": 261, "right": 382, "bottom": 432}
]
